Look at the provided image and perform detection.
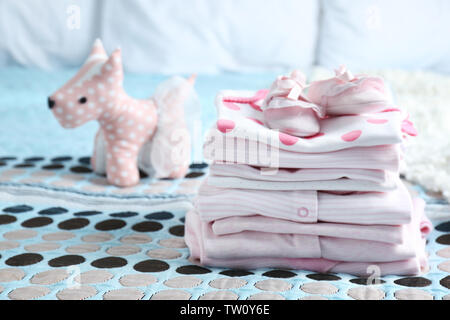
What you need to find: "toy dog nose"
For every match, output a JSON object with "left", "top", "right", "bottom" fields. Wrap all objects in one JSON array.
[{"left": 48, "top": 97, "right": 55, "bottom": 109}]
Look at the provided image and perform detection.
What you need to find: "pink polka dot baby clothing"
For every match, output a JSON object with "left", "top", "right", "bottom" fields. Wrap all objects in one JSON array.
[
  {"left": 185, "top": 69, "right": 429, "bottom": 276},
  {"left": 49, "top": 40, "right": 196, "bottom": 187},
  {"left": 211, "top": 88, "right": 404, "bottom": 153}
]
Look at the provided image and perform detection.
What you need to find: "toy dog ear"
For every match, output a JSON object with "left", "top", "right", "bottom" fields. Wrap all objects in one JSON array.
[
  {"left": 104, "top": 48, "right": 124, "bottom": 77},
  {"left": 85, "top": 39, "right": 108, "bottom": 65}
]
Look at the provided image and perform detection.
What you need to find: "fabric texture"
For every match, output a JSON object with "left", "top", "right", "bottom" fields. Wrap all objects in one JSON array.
[
  {"left": 206, "top": 137, "right": 401, "bottom": 171},
  {"left": 207, "top": 163, "right": 397, "bottom": 192},
  {"left": 0, "top": 155, "right": 207, "bottom": 207},
  {"left": 195, "top": 180, "right": 412, "bottom": 225},
  {"left": 185, "top": 198, "right": 431, "bottom": 275}
]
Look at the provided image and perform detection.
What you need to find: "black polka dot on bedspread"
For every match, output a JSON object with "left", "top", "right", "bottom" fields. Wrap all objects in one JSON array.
[
  {"left": 176, "top": 265, "right": 212, "bottom": 275},
  {"left": 38, "top": 207, "right": 68, "bottom": 216},
  {"left": 21, "top": 217, "right": 53, "bottom": 228},
  {"left": 110, "top": 212, "right": 138, "bottom": 218},
  {"left": 306, "top": 273, "right": 341, "bottom": 281},
  {"left": 132, "top": 221, "right": 163, "bottom": 232},
  {"left": 3, "top": 205, "right": 33, "bottom": 214},
  {"left": 145, "top": 211, "right": 174, "bottom": 220},
  {"left": 6, "top": 253, "right": 44, "bottom": 266},
  {"left": 70, "top": 166, "right": 93, "bottom": 174},
  {"left": 263, "top": 270, "right": 297, "bottom": 278},
  {"left": 51, "top": 156, "right": 73, "bottom": 162},
  {"left": 92, "top": 257, "right": 128, "bottom": 269},
  {"left": 48, "top": 255, "right": 85, "bottom": 267},
  {"left": 133, "top": 260, "right": 169, "bottom": 273},
  {"left": 95, "top": 219, "right": 126, "bottom": 231},
  {"left": 58, "top": 218, "right": 90, "bottom": 230},
  {"left": 74, "top": 211, "right": 102, "bottom": 217},
  {"left": 0, "top": 215, "right": 17, "bottom": 225},
  {"left": 42, "top": 164, "right": 65, "bottom": 170},
  {"left": 436, "top": 222, "right": 450, "bottom": 232}
]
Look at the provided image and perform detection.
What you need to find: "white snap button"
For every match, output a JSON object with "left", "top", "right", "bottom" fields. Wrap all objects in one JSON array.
[{"left": 297, "top": 207, "right": 309, "bottom": 217}]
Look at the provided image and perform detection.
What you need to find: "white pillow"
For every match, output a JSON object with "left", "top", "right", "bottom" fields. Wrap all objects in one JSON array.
[
  {"left": 0, "top": 0, "right": 99, "bottom": 69},
  {"left": 317, "top": 0, "right": 450, "bottom": 74},
  {"left": 101, "top": 0, "right": 319, "bottom": 73}
]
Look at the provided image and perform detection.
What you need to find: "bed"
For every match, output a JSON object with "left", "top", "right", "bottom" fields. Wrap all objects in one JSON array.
[{"left": 0, "top": 67, "right": 448, "bottom": 300}]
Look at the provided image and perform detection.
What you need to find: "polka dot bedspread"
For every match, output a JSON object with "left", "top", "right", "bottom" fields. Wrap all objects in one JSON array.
[
  {"left": 0, "top": 68, "right": 448, "bottom": 300},
  {"left": 0, "top": 156, "right": 448, "bottom": 300}
]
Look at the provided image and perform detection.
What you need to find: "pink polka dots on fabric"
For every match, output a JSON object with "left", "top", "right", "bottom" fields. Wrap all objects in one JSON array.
[
  {"left": 279, "top": 132, "right": 299, "bottom": 146},
  {"left": 223, "top": 101, "right": 240, "bottom": 111},
  {"left": 341, "top": 130, "right": 362, "bottom": 142},
  {"left": 402, "top": 118, "right": 418, "bottom": 137},
  {"left": 217, "top": 119, "right": 236, "bottom": 133},
  {"left": 367, "top": 118, "right": 388, "bottom": 124}
]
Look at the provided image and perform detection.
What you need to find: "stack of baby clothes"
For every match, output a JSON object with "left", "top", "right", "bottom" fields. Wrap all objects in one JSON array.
[{"left": 185, "top": 67, "right": 432, "bottom": 276}]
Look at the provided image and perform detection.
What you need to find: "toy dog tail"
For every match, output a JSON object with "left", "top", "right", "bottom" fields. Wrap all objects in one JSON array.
[{"left": 148, "top": 74, "right": 198, "bottom": 179}]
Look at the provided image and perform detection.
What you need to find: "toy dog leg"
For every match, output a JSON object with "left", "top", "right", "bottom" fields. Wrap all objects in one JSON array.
[
  {"left": 105, "top": 142, "right": 140, "bottom": 188},
  {"left": 137, "top": 139, "right": 156, "bottom": 178},
  {"left": 91, "top": 129, "right": 107, "bottom": 175}
]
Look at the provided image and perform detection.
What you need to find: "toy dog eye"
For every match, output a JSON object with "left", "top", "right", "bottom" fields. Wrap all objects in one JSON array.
[{"left": 79, "top": 97, "right": 88, "bottom": 104}]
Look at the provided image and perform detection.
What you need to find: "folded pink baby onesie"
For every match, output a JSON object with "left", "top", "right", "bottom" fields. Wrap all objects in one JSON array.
[
  {"left": 208, "top": 163, "right": 397, "bottom": 192},
  {"left": 185, "top": 198, "right": 431, "bottom": 276},
  {"left": 187, "top": 208, "right": 419, "bottom": 262},
  {"left": 205, "top": 137, "right": 401, "bottom": 171},
  {"left": 195, "top": 179, "right": 413, "bottom": 225},
  {"left": 212, "top": 215, "right": 407, "bottom": 244}
]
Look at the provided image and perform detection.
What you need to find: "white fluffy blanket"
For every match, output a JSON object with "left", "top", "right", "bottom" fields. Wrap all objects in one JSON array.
[{"left": 311, "top": 67, "right": 450, "bottom": 203}]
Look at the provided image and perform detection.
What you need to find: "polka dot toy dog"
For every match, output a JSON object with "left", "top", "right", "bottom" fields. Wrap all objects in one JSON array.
[{"left": 48, "top": 39, "right": 196, "bottom": 187}]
